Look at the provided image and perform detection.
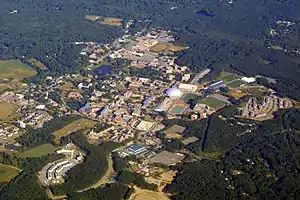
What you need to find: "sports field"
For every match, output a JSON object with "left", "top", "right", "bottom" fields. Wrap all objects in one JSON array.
[
  {"left": 54, "top": 118, "right": 97, "bottom": 138},
  {"left": 0, "top": 164, "right": 21, "bottom": 182},
  {"left": 27, "top": 58, "right": 47, "bottom": 70},
  {"left": 198, "top": 97, "right": 226, "bottom": 110},
  {"left": 181, "top": 93, "right": 197, "bottom": 102},
  {"left": 0, "top": 59, "right": 37, "bottom": 81},
  {"left": 130, "top": 188, "right": 170, "bottom": 200},
  {"left": 20, "top": 143, "right": 57, "bottom": 158},
  {"left": 149, "top": 42, "right": 186, "bottom": 52},
  {"left": 0, "top": 101, "right": 19, "bottom": 120},
  {"left": 170, "top": 106, "right": 185, "bottom": 114}
]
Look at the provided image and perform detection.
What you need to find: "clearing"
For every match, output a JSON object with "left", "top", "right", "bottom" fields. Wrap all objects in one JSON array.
[
  {"left": 85, "top": 15, "right": 100, "bottom": 21},
  {"left": 100, "top": 17, "right": 122, "bottom": 26},
  {"left": 0, "top": 101, "right": 19, "bottom": 121},
  {"left": 54, "top": 118, "right": 97, "bottom": 138},
  {"left": 227, "top": 79, "right": 245, "bottom": 89},
  {"left": 20, "top": 143, "right": 57, "bottom": 158},
  {"left": 213, "top": 71, "right": 242, "bottom": 83},
  {"left": 27, "top": 58, "right": 47, "bottom": 70},
  {"left": 198, "top": 96, "right": 226, "bottom": 110},
  {"left": 0, "top": 59, "right": 37, "bottom": 81},
  {"left": 0, "top": 163, "right": 21, "bottom": 182},
  {"left": 130, "top": 187, "right": 170, "bottom": 200},
  {"left": 149, "top": 42, "right": 186, "bottom": 52}
]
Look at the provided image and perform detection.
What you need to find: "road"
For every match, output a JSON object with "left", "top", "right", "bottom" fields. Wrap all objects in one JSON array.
[{"left": 77, "top": 152, "right": 114, "bottom": 192}]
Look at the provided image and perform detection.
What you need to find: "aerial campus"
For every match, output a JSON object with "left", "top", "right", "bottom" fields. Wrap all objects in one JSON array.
[{"left": 0, "top": 16, "right": 299, "bottom": 199}]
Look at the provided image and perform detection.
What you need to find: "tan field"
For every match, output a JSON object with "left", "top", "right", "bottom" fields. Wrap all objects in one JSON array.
[
  {"left": 150, "top": 43, "right": 186, "bottom": 52},
  {"left": 0, "top": 101, "right": 19, "bottom": 120},
  {"left": 0, "top": 164, "right": 21, "bottom": 182},
  {"left": 27, "top": 58, "right": 48, "bottom": 70},
  {"left": 54, "top": 118, "right": 98, "bottom": 138},
  {"left": 130, "top": 187, "right": 170, "bottom": 200},
  {"left": 100, "top": 17, "right": 122, "bottom": 26},
  {"left": 85, "top": 15, "right": 100, "bottom": 21},
  {"left": 0, "top": 59, "right": 37, "bottom": 81},
  {"left": 165, "top": 133, "right": 182, "bottom": 139}
]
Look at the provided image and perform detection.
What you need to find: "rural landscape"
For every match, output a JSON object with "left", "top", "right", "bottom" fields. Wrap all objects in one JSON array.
[{"left": 0, "top": 0, "right": 300, "bottom": 200}]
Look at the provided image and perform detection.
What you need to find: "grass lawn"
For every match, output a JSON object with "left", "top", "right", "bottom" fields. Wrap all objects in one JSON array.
[
  {"left": 247, "top": 87, "right": 266, "bottom": 97},
  {"left": 0, "top": 101, "right": 19, "bottom": 120},
  {"left": 198, "top": 96, "right": 226, "bottom": 109},
  {"left": 0, "top": 164, "right": 21, "bottom": 182},
  {"left": 20, "top": 143, "right": 57, "bottom": 158},
  {"left": 0, "top": 59, "right": 37, "bottom": 81},
  {"left": 227, "top": 80, "right": 246, "bottom": 88},
  {"left": 27, "top": 58, "right": 48, "bottom": 70},
  {"left": 181, "top": 93, "right": 197, "bottom": 102},
  {"left": 54, "top": 118, "right": 97, "bottom": 138},
  {"left": 215, "top": 71, "right": 242, "bottom": 83}
]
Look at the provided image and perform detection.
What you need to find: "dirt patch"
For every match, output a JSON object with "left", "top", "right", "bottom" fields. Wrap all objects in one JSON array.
[
  {"left": 130, "top": 188, "right": 170, "bottom": 200},
  {"left": 100, "top": 17, "right": 122, "bottom": 26}
]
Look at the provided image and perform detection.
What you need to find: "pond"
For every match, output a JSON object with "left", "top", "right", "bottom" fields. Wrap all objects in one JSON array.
[{"left": 196, "top": 10, "right": 213, "bottom": 17}]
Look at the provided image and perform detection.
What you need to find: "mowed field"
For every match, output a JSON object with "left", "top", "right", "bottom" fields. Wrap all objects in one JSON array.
[
  {"left": 20, "top": 143, "right": 57, "bottom": 158},
  {"left": 0, "top": 59, "right": 37, "bottom": 80},
  {"left": 27, "top": 58, "right": 48, "bottom": 70},
  {"left": 0, "top": 164, "right": 21, "bottom": 182},
  {"left": 198, "top": 96, "right": 226, "bottom": 110},
  {"left": 54, "top": 118, "right": 98, "bottom": 138},
  {"left": 130, "top": 188, "right": 170, "bottom": 200},
  {"left": 0, "top": 101, "right": 19, "bottom": 120}
]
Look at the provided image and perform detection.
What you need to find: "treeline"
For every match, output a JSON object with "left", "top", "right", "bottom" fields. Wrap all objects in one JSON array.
[{"left": 18, "top": 115, "right": 80, "bottom": 149}]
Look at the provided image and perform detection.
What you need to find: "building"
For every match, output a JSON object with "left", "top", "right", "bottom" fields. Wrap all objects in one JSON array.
[
  {"left": 178, "top": 83, "right": 198, "bottom": 92},
  {"left": 241, "top": 77, "right": 256, "bottom": 83},
  {"left": 165, "top": 87, "right": 182, "bottom": 98},
  {"left": 155, "top": 98, "right": 172, "bottom": 112},
  {"left": 208, "top": 80, "right": 225, "bottom": 90}
]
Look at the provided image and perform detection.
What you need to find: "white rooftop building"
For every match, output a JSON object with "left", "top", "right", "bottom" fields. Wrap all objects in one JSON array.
[{"left": 165, "top": 87, "right": 182, "bottom": 98}]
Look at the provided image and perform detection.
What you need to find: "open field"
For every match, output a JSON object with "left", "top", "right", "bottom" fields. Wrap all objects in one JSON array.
[
  {"left": 130, "top": 187, "right": 170, "bottom": 200},
  {"left": 100, "top": 17, "right": 122, "bottom": 26},
  {"left": 85, "top": 15, "right": 100, "bottom": 21},
  {"left": 27, "top": 58, "right": 48, "bottom": 70},
  {"left": 181, "top": 93, "right": 197, "bottom": 102},
  {"left": 198, "top": 96, "right": 226, "bottom": 110},
  {"left": 165, "top": 133, "right": 182, "bottom": 139},
  {"left": 149, "top": 43, "right": 186, "bottom": 52},
  {"left": 214, "top": 71, "right": 242, "bottom": 83},
  {"left": 54, "top": 118, "right": 97, "bottom": 138},
  {"left": 0, "top": 59, "right": 37, "bottom": 81},
  {"left": 20, "top": 143, "right": 57, "bottom": 158},
  {"left": 0, "top": 101, "right": 19, "bottom": 121},
  {"left": 227, "top": 79, "right": 245, "bottom": 88},
  {"left": 227, "top": 89, "right": 247, "bottom": 99},
  {"left": 0, "top": 164, "right": 21, "bottom": 182}
]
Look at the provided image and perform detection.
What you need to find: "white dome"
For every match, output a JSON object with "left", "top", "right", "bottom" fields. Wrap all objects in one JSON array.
[{"left": 165, "top": 87, "right": 182, "bottom": 97}]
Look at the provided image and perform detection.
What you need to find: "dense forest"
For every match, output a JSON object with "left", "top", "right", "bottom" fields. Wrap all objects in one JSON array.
[
  {"left": 165, "top": 109, "right": 300, "bottom": 199},
  {"left": 1, "top": 0, "right": 300, "bottom": 99}
]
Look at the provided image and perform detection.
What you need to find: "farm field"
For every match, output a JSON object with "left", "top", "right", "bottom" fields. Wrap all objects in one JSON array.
[
  {"left": 0, "top": 101, "right": 19, "bottom": 121},
  {"left": 20, "top": 143, "right": 57, "bottom": 158},
  {"left": 0, "top": 164, "right": 21, "bottom": 182},
  {"left": 27, "top": 58, "right": 48, "bottom": 70},
  {"left": 198, "top": 96, "right": 226, "bottom": 110},
  {"left": 0, "top": 59, "right": 37, "bottom": 81},
  {"left": 54, "top": 118, "right": 97, "bottom": 138}
]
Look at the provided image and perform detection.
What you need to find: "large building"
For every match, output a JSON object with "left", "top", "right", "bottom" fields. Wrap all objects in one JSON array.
[
  {"left": 155, "top": 98, "right": 172, "bottom": 112},
  {"left": 208, "top": 80, "right": 225, "bottom": 90},
  {"left": 178, "top": 83, "right": 198, "bottom": 92},
  {"left": 165, "top": 87, "right": 182, "bottom": 98}
]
